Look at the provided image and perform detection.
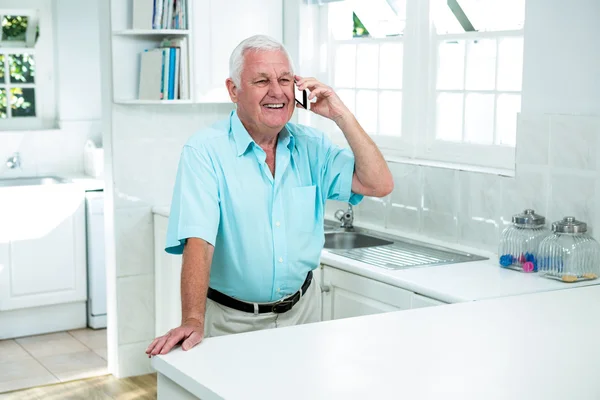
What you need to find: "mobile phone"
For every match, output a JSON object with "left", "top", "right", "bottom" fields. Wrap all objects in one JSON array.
[{"left": 294, "top": 81, "right": 308, "bottom": 109}]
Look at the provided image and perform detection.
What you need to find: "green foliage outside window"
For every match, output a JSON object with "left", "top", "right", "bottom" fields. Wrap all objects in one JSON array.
[
  {"left": 1, "top": 16, "right": 37, "bottom": 118},
  {"left": 353, "top": 12, "right": 370, "bottom": 38}
]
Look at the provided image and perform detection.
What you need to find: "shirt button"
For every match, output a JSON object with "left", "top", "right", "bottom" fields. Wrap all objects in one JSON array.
[
  {"left": 278, "top": 257, "right": 283, "bottom": 263},
  {"left": 275, "top": 221, "right": 281, "bottom": 227}
]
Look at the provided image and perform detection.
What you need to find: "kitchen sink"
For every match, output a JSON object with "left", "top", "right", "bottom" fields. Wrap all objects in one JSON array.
[
  {"left": 322, "top": 221, "right": 488, "bottom": 270},
  {"left": 324, "top": 231, "right": 393, "bottom": 250},
  {"left": 0, "top": 176, "right": 67, "bottom": 188}
]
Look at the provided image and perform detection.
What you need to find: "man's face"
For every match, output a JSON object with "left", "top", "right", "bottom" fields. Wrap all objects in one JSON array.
[{"left": 229, "top": 50, "right": 295, "bottom": 133}]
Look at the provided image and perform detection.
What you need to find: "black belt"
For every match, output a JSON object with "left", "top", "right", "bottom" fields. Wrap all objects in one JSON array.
[{"left": 207, "top": 271, "right": 313, "bottom": 314}]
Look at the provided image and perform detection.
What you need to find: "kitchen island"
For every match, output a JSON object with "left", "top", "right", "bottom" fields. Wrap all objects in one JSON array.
[{"left": 152, "top": 285, "right": 600, "bottom": 400}]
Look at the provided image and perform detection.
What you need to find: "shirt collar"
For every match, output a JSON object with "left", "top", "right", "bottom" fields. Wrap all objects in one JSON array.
[{"left": 230, "top": 111, "right": 296, "bottom": 156}]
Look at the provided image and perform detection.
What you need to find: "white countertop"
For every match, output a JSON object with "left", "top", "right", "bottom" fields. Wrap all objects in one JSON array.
[
  {"left": 320, "top": 251, "right": 599, "bottom": 303},
  {"left": 152, "top": 207, "right": 599, "bottom": 303},
  {"left": 63, "top": 173, "right": 105, "bottom": 191},
  {"left": 153, "top": 284, "right": 600, "bottom": 400}
]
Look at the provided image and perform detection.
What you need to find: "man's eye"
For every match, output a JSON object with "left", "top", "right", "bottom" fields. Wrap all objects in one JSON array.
[
  {"left": 256, "top": 80, "right": 267, "bottom": 84},
  {"left": 280, "top": 78, "right": 290, "bottom": 82}
]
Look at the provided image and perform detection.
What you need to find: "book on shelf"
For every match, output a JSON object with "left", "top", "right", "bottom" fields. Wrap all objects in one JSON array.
[
  {"left": 132, "top": 0, "right": 187, "bottom": 30},
  {"left": 138, "top": 38, "right": 188, "bottom": 101}
]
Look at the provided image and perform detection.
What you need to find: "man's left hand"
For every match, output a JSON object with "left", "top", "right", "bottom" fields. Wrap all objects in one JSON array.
[{"left": 295, "top": 75, "right": 351, "bottom": 124}]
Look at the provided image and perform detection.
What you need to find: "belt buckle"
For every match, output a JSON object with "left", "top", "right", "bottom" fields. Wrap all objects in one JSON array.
[{"left": 272, "top": 298, "right": 294, "bottom": 314}]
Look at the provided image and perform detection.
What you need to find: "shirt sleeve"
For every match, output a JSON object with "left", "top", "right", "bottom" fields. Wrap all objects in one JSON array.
[
  {"left": 165, "top": 144, "right": 220, "bottom": 254},
  {"left": 320, "top": 135, "right": 364, "bottom": 206}
]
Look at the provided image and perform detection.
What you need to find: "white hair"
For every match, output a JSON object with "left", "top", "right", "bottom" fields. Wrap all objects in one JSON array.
[{"left": 228, "top": 34, "right": 295, "bottom": 88}]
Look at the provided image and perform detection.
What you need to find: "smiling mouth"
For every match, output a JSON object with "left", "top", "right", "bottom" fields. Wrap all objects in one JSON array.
[{"left": 263, "top": 103, "right": 285, "bottom": 109}]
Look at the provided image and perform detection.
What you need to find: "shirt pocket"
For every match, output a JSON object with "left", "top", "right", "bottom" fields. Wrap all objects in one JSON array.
[{"left": 290, "top": 185, "right": 317, "bottom": 232}]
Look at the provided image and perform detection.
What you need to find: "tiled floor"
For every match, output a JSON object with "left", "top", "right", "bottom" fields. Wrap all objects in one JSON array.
[{"left": 0, "top": 328, "right": 107, "bottom": 394}]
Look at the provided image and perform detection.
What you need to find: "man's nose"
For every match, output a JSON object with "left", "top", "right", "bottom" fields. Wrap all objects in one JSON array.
[{"left": 268, "top": 80, "right": 284, "bottom": 97}]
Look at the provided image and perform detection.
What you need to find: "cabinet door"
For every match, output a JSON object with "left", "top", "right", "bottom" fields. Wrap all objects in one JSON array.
[
  {"left": 192, "top": 0, "right": 283, "bottom": 102},
  {"left": 321, "top": 266, "right": 412, "bottom": 321},
  {"left": 154, "top": 215, "right": 183, "bottom": 336},
  {"left": 0, "top": 188, "right": 86, "bottom": 311},
  {"left": 411, "top": 293, "right": 446, "bottom": 309}
]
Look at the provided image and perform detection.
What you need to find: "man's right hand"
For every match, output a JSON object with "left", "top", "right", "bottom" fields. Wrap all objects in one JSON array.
[{"left": 145, "top": 319, "right": 204, "bottom": 357}]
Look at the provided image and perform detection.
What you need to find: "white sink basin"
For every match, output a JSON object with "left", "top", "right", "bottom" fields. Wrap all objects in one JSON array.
[{"left": 0, "top": 176, "right": 67, "bottom": 188}]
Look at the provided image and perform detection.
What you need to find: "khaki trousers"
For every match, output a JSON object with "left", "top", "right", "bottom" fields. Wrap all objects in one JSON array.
[{"left": 204, "top": 277, "right": 321, "bottom": 338}]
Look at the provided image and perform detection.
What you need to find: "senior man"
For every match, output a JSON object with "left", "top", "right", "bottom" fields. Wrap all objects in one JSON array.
[{"left": 146, "top": 35, "right": 393, "bottom": 357}]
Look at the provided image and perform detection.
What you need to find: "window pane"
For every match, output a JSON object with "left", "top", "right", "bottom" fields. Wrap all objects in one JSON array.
[
  {"left": 334, "top": 45, "right": 356, "bottom": 88},
  {"left": 356, "top": 44, "right": 379, "bottom": 88},
  {"left": 0, "top": 55, "right": 4, "bottom": 82},
  {"left": 379, "top": 91, "right": 402, "bottom": 136},
  {"left": 464, "top": 93, "right": 494, "bottom": 145},
  {"left": 465, "top": 39, "right": 496, "bottom": 90},
  {"left": 0, "top": 89, "right": 6, "bottom": 118},
  {"left": 10, "top": 88, "right": 36, "bottom": 117},
  {"left": 9, "top": 54, "right": 35, "bottom": 84},
  {"left": 432, "top": 0, "right": 524, "bottom": 34},
  {"left": 460, "top": 0, "right": 525, "bottom": 32},
  {"left": 337, "top": 89, "right": 356, "bottom": 115},
  {"left": 379, "top": 43, "right": 403, "bottom": 89},
  {"left": 497, "top": 37, "right": 524, "bottom": 91},
  {"left": 436, "top": 92, "right": 463, "bottom": 141},
  {"left": 2, "top": 15, "right": 28, "bottom": 41},
  {"left": 496, "top": 94, "right": 521, "bottom": 146},
  {"left": 437, "top": 41, "right": 465, "bottom": 90},
  {"left": 352, "top": 0, "right": 405, "bottom": 38},
  {"left": 356, "top": 90, "right": 378, "bottom": 134}
]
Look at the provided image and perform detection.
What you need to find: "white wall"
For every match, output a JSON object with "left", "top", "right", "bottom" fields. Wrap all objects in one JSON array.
[
  {"left": 521, "top": 0, "right": 600, "bottom": 115},
  {"left": 0, "top": 0, "right": 102, "bottom": 178},
  {"left": 351, "top": 0, "right": 600, "bottom": 253}
]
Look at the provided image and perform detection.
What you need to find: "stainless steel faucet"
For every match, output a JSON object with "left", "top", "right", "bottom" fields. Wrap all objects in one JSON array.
[
  {"left": 334, "top": 203, "right": 354, "bottom": 230},
  {"left": 6, "top": 152, "right": 21, "bottom": 169}
]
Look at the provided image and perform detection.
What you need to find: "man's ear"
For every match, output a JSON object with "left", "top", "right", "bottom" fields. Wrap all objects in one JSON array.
[{"left": 226, "top": 78, "right": 238, "bottom": 103}]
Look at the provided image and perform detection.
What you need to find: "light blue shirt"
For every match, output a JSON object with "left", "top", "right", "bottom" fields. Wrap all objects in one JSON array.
[{"left": 166, "top": 111, "right": 363, "bottom": 302}]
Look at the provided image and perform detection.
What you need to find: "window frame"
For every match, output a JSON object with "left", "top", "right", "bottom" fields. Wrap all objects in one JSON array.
[
  {"left": 300, "top": 0, "right": 524, "bottom": 173},
  {"left": 0, "top": 0, "right": 56, "bottom": 131}
]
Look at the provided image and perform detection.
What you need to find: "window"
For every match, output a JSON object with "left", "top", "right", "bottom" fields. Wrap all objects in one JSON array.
[
  {"left": 0, "top": 1, "right": 54, "bottom": 131},
  {"left": 298, "top": 0, "right": 525, "bottom": 172}
]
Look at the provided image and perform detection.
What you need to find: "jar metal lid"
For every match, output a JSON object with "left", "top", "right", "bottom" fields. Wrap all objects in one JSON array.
[
  {"left": 512, "top": 209, "right": 546, "bottom": 227},
  {"left": 552, "top": 216, "right": 587, "bottom": 234}
]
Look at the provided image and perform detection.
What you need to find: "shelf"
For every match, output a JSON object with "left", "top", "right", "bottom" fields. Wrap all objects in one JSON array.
[
  {"left": 114, "top": 99, "right": 193, "bottom": 105},
  {"left": 113, "top": 29, "right": 190, "bottom": 36}
]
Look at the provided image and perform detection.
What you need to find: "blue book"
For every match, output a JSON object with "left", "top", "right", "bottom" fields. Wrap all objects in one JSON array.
[{"left": 168, "top": 47, "right": 176, "bottom": 100}]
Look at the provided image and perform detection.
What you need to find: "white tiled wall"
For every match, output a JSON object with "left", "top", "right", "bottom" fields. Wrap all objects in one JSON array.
[
  {"left": 348, "top": 113, "right": 600, "bottom": 254},
  {"left": 111, "top": 103, "right": 233, "bottom": 376},
  {"left": 0, "top": 121, "right": 102, "bottom": 178}
]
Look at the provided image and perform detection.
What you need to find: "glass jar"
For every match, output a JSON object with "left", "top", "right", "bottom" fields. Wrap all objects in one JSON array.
[
  {"left": 498, "top": 209, "right": 550, "bottom": 272},
  {"left": 538, "top": 217, "right": 600, "bottom": 283}
]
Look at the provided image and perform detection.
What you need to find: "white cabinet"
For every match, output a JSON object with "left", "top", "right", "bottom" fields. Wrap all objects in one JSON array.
[
  {"left": 320, "top": 265, "right": 447, "bottom": 321},
  {"left": 0, "top": 184, "right": 87, "bottom": 339},
  {"left": 193, "top": 0, "right": 283, "bottom": 102},
  {"left": 0, "top": 186, "right": 86, "bottom": 311},
  {"left": 321, "top": 265, "right": 413, "bottom": 321},
  {"left": 154, "top": 214, "right": 183, "bottom": 336}
]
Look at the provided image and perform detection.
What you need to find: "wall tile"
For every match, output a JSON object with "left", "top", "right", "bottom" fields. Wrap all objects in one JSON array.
[
  {"left": 356, "top": 196, "right": 388, "bottom": 228},
  {"left": 548, "top": 172, "right": 596, "bottom": 237},
  {"left": 457, "top": 171, "right": 502, "bottom": 252},
  {"left": 549, "top": 115, "right": 599, "bottom": 171},
  {"left": 421, "top": 210, "right": 457, "bottom": 243},
  {"left": 117, "top": 341, "right": 154, "bottom": 378},
  {"left": 386, "top": 162, "right": 422, "bottom": 232},
  {"left": 515, "top": 113, "right": 550, "bottom": 166},
  {"left": 422, "top": 166, "right": 457, "bottom": 215},
  {"left": 117, "top": 274, "right": 155, "bottom": 345},
  {"left": 115, "top": 206, "right": 154, "bottom": 277},
  {"left": 0, "top": 132, "right": 38, "bottom": 178},
  {"left": 501, "top": 167, "right": 548, "bottom": 226}
]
